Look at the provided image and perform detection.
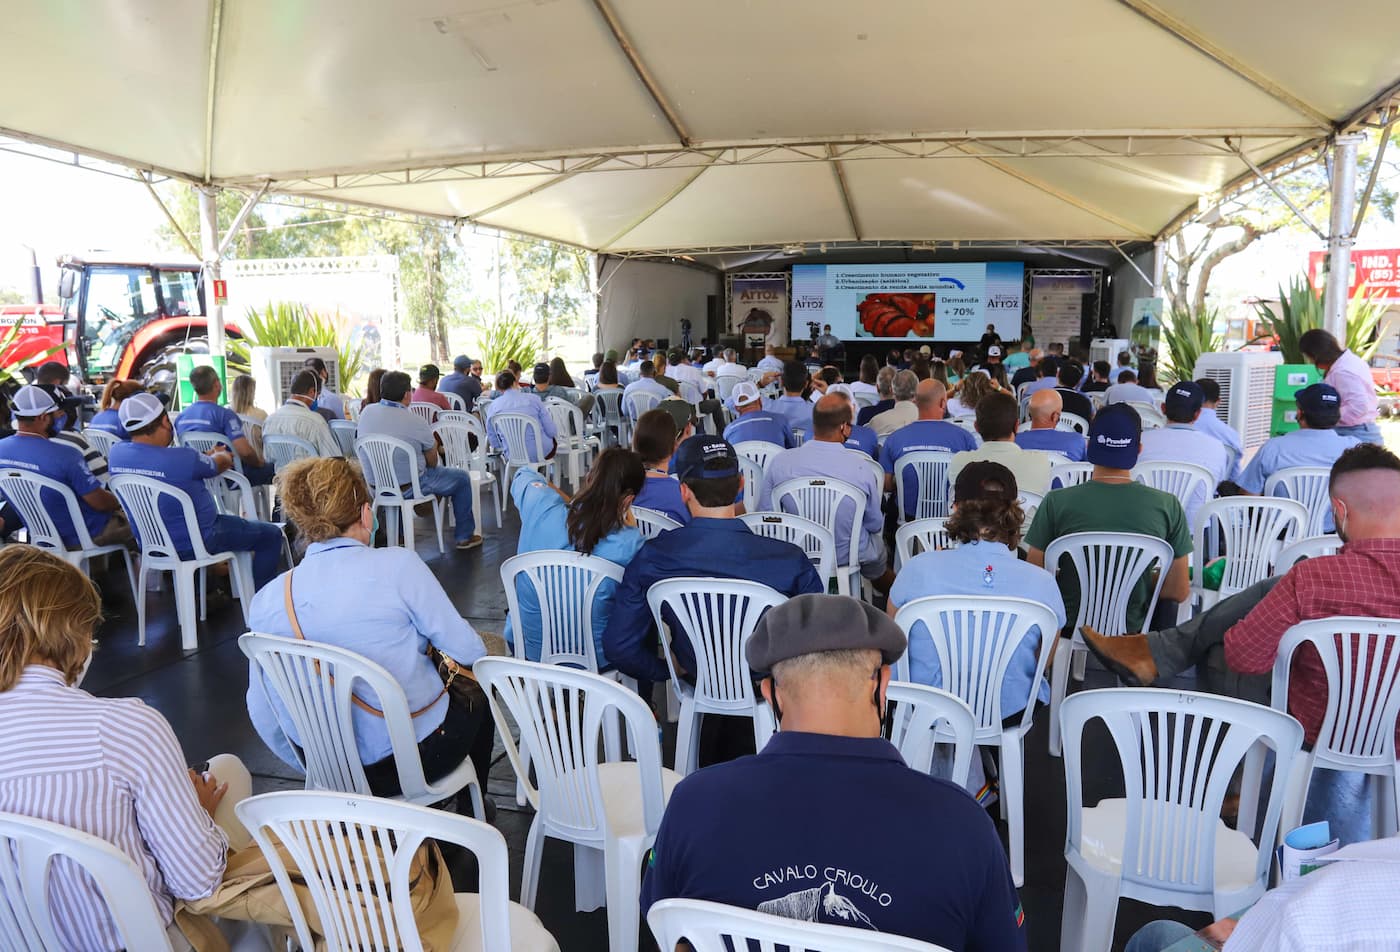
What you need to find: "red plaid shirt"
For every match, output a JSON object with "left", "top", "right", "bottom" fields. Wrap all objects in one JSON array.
[{"left": 1224, "top": 538, "right": 1400, "bottom": 746}]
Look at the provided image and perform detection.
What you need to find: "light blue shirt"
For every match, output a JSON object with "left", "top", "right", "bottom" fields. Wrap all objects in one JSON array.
[
  {"left": 889, "top": 540, "right": 1066, "bottom": 716},
  {"left": 356, "top": 399, "right": 434, "bottom": 482},
  {"left": 622, "top": 377, "right": 672, "bottom": 412},
  {"left": 765, "top": 394, "right": 814, "bottom": 436},
  {"left": 1014, "top": 428, "right": 1086, "bottom": 461},
  {"left": 175, "top": 400, "right": 246, "bottom": 446},
  {"left": 1003, "top": 352, "right": 1031, "bottom": 372},
  {"left": 1104, "top": 381, "right": 1159, "bottom": 406},
  {"left": 634, "top": 473, "right": 691, "bottom": 525},
  {"left": 757, "top": 355, "right": 784, "bottom": 373},
  {"left": 724, "top": 410, "right": 794, "bottom": 449},
  {"left": 1022, "top": 378, "right": 1058, "bottom": 397},
  {"left": 245, "top": 539, "right": 486, "bottom": 768},
  {"left": 1138, "top": 423, "right": 1230, "bottom": 526},
  {"left": 762, "top": 439, "right": 882, "bottom": 567},
  {"left": 1239, "top": 427, "right": 1360, "bottom": 495},
  {"left": 1194, "top": 406, "right": 1243, "bottom": 479},
  {"left": 484, "top": 387, "right": 557, "bottom": 461}
]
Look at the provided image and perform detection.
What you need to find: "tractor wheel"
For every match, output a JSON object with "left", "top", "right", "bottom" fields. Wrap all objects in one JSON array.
[{"left": 138, "top": 336, "right": 211, "bottom": 398}]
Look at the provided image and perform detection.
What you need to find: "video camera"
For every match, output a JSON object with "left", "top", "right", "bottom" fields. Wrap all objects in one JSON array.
[{"left": 806, "top": 320, "right": 822, "bottom": 344}]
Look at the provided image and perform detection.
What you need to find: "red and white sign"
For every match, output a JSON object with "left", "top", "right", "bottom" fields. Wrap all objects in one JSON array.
[
  {"left": 1307, "top": 248, "right": 1400, "bottom": 303},
  {"left": 212, "top": 279, "right": 228, "bottom": 306}
]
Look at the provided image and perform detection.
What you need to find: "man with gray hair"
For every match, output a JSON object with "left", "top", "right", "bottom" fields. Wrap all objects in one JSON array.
[
  {"left": 640, "top": 594, "right": 1026, "bottom": 948},
  {"left": 857, "top": 365, "right": 897, "bottom": 426},
  {"left": 868, "top": 369, "right": 919, "bottom": 437}
]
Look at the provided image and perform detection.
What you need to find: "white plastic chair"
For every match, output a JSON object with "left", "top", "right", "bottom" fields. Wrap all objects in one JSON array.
[
  {"left": 732, "top": 439, "right": 780, "bottom": 472},
  {"left": 623, "top": 390, "right": 661, "bottom": 421},
  {"left": 1016, "top": 412, "right": 1088, "bottom": 435},
  {"left": 1263, "top": 465, "right": 1333, "bottom": 538},
  {"left": 1271, "top": 533, "right": 1341, "bottom": 573},
  {"left": 0, "top": 468, "right": 137, "bottom": 600},
  {"left": 591, "top": 389, "right": 629, "bottom": 449},
  {"left": 1133, "top": 459, "right": 1214, "bottom": 502},
  {"left": 714, "top": 375, "right": 741, "bottom": 402},
  {"left": 178, "top": 429, "right": 245, "bottom": 477},
  {"left": 328, "top": 418, "right": 357, "bottom": 457},
  {"left": 885, "top": 681, "right": 977, "bottom": 789},
  {"left": 738, "top": 511, "right": 835, "bottom": 587},
  {"left": 736, "top": 452, "right": 764, "bottom": 512},
  {"left": 1237, "top": 618, "right": 1400, "bottom": 843},
  {"left": 1059, "top": 688, "right": 1303, "bottom": 952},
  {"left": 893, "top": 450, "right": 954, "bottom": 523},
  {"left": 1191, "top": 497, "right": 1306, "bottom": 611},
  {"left": 545, "top": 398, "right": 597, "bottom": 492},
  {"left": 236, "top": 791, "right": 558, "bottom": 952},
  {"left": 354, "top": 435, "right": 448, "bottom": 554},
  {"left": 442, "top": 391, "right": 468, "bottom": 411},
  {"left": 433, "top": 419, "right": 502, "bottom": 530},
  {"left": 474, "top": 657, "right": 679, "bottom": 952},
  {"left": 263, "top": 433, "right": 319, "bottom": 470},
  {"left": 647, "top": 897, "right": 953, "bottom": 952},
  {"left": 1044, "top": 531, "right": 1174, "bottom": 757},
  {"left": 632, "top": 505, "right": 682, "bottom": 539},
  {"left": 437, "top": 409, "right": 473, "bottom": 425},
  {"left": 81, "top": 428, "right": 121, "bottom": 460},
  {"left": 1129, "top": 401, "right": 1167, "bottom": 429},
  {"left": 208, "top": 469, "right": 290, "bottom": 564},
  {"left": 238, "top": 633, "right": 484, "bottom": 814},
  {"left": 501, "top": 551, "right": 624, "bottom": 673},
  {"left": 0, "top": 811, "right": 176, "bottom": 952},
  {"left": 894, "top": 517, "right": 957, "bottom": 571},
  {"left": 109, "top": 473, "right": 254, "bottom": 651},
  {"left": 851, "top": 448, "right": 885, "bottom": 492},
  {"left": 1049, "top": 460, "right": 1095, "bottom": 490},
  {"left": 950, "top": 414, "right": 978, "bottom": 433},
  {"left": 772, "top": 475, "right": 867, "bottom": 596},
  {"left": 892, "top": 595, "right": 1059, "bottom": 886},
  {"left": 408, "top": 401, "right": 439, "bottom": 423},
  {"left": 491, "top": 412, "right": 556, "bottom": 504},
  {"left": 1017, "top": 489, "right": 1043, "bottom": 525}
]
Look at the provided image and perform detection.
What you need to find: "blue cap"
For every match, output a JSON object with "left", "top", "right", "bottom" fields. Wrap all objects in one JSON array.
[
  {"left": 1295, "top": 383, "right": 1341, "bottom": 421},
  {"left": 1164, "top": 380, "right": 1205, "bottom": 418},
  {"left": 452, "top": 354, "right": 471, "bottom": 370},
  {"left": 672, "top": 435, "right": 740, "bottom": 481},
  {"left": 1086, "top": 403, "right": 1142, "bottom": 468}
]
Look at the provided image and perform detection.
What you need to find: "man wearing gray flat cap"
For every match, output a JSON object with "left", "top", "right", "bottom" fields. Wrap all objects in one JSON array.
[{"left": 640, "top": 594, "right": 1027, "bottom": 950}]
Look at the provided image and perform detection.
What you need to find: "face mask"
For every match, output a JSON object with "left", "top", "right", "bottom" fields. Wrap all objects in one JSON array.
[
  {"left": 48, "top": 412, "right": 68, "bottom": 436},
  {"left": 310, "top": 395, "right": 321, "bottom": 411}
]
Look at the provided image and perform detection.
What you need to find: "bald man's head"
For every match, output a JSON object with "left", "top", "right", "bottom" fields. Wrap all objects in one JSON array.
[
  {"left": 812, "top": 394, "right": 853, "bottom": 440},
  {"left": 1329, "top": 444, "right": 1400, "bottom": 541},
  {"left": 1028, "top": 388, "right": 1063, "bottom": 428},
  {"left": 914, "top": 379, "right": 948, "bottom": 419}
]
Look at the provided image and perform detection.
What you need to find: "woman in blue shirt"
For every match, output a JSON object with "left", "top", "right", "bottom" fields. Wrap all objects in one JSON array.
[
  {"left": 245, "top": 456, "right": 494, "bottom": 806},
  {"left": 631, "top": 408, "right": 691, "bottom": 525},
  {"left": 506, "top": 449, "right": 646, "bottom": 668},
  {"left": 88, "top": 379, "right": 143, "bottom": 439}
]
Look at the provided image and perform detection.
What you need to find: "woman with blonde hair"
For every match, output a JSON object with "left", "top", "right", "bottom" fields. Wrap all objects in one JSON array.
[
  {"left": 245, "top": 455, "right": 495, "bottom": 812},
  {"left": 947, "top": 368, "right": 996, "bottom": 418},
  {"left": 88, "top": 379, "right": 145, "bottom": 439},
  {"left": 227, "top": 373, "right": 266, "bottom": 455},
  {"left": 0, "top": 546, "right": 249, "bottom": 949}
]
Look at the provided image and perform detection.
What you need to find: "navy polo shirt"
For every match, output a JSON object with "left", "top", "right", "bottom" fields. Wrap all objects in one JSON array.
[
  {"left": 857, "top": 399, "right": 894, "bottom": 427},
  {"left": 109, "top": 441, "right": 220, "bottom": 553},
  {"left": 724, "top": 411, "right": 794, "bottom": 449},
  {"left": 601, "top": 518, "right": 824, "bottom": 683},
  {"left": 0, "top": 434, "right": 109, "bottom": 545},
  {"left": 641, "top": 731, "right": 1027, "bottom": 951},
  {"left": 175, "top": 400, "right": 245, "bottom": 447}
]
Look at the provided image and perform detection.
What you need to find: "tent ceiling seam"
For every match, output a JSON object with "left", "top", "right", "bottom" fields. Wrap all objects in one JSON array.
[
  {"left": 828, "top": 146, "right": 863, "bottom": 241},
  {"left": 589, "top": 0, "right": 690, "bottom": 147},
  {"left": 961, "top": 149, "right": 1154, "bottom": 238},
  {"left": 202, "top": 0, "right": 225, "bottom": 183},
  {"left": 595, "top": 155, "right": 720, "bottom": 252},
  {"left": 465, "top": 156, "right": 611, "bottom": 223}
]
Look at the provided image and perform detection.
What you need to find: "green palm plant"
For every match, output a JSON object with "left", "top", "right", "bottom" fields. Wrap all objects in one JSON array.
[
  {"left": 1162, "top": 306, "right": 1224, "bottom": 383},
  {"left": 1251, "top": 273, "right": 1384, "bottom": 362},
  {"left": 227, "top": 302, "right": 365, "bottom": 393},
  {"left": 476, "top": 315, "right": 539, "bottom": 375}
]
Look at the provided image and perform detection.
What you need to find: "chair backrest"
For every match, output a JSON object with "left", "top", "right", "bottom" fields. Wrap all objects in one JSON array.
[
  {"left": 1017, "top": 489, "right": 1043, "bottom": 521},
  {"left": 1274, "top": 618, "right": 1400, "bottom": 768},
  {"left": 475, "top": 657, "right": 666, "bottom": 844},
  {"left": 1263, "top": 465, "right": 1333, "bottom": 537},
  {"left": 177, "top": 430, "right": 230, "bottom": 455},
  {"left": 893, "top": 450, "right": 954, "bottom": 521},
  {"left": 354, "top": 434, "right": 425, "bottom": 504},
  {"left": 1048, "top": 460, "right": 1094, "bottom": 490},
  {"left": 500, "top": 550, "right": 625, "bottom": 670},
  {"left": 408, "top": 402, "right": 438, "bottom": 423},
  {"left": 772, "top": 476, "right": 866, "bottom": 569},
  {"left": 893, "top": 517, "right": 957, "bottom": 570},
  {"left": 431, "top": 419, "right": 481, "bottom": 473},
  {"left": 1194, "top": 497, "right": 1307, "bottom": 599},
  {"left": 1061, "top": 688, "right": 1302, "bottom": 899},
  {"left": 209, "top": 469, "right": 260, "bottom": 521},
  {"left": 678, "top": 380, "right": 702, "bottom": 405},
  {"left": 442, "top": 391, "right": 467, "bottom": 411},
  {"left": 328, "top": 419, "right": 358, "bottom": 457},
  {"left": 647, "top": 897, "right": 951, "bottom": 952},
  {"left": 732, "top": 439, "right": 781, "bottom": 472},
  {"left": 1059, "top": 411, "right": 1090, "bottom": 435},
  {"left": 736, "top": 453, "right": 763, "bottom": 512},
  {"left": 738, "top": 511, "right": 835, "bottom": 584},
  {"left": 1043, "top": 531, "right": 1174, "bottom": 636},
  {"left": 892, "top": 596, "right": 1059, "bottom": 735},
  {"left": 263, "top": 433, "right": 319, "bottom": 470},
  {"left": 715, "top": 375, "right": 741, "bottom": 401},
  {"left": 236, "top": 791, "right": 524, "bottom": 952},
  {"left": 436, "top": 409, "right": 473, "bottom": 426},
  {"left": 0, "top": 812, "right": 175, "bottom": 952},
  {"left": 108, "top": 473, "right": 215, "bottom": 561},
  {"left": 491, "top": 411, "right": 546, "bottom": 463},
  {"left": 1132, "top": 460, "right": 1215, "bottom": 510},
  {"left": 1129, "top": 401, "right": 1167, "bottom": 429},
  {"left": 647, "top": 578, "right": 787, "bottom": 715},
  {"left": 632, "top": 505, "right": 682, "bottom": 539},
  {"left": 950, "top": 415, "right": 978, "bottom": 434},
  {"left": 81, "top": 428, "right": 120, "bottom": 459},
  {"left": 545, "top": 398, "right": 587, "bottom": 443},
  {"left": 238, "top": 632, "right": 433, "bottom": 799},
  {"left": 624, "top": 390, "right": 661, "bottom": 420},
  {"left": 885, "top": 681, "right": 977, "bottom": 789},
  {"left": 1271, "top": 533, "right": 1341, "bottom": 573},
  {"left": 593, "top": 388, "right": 625, "bottom": 426},
  {"left": 854, "top": 391, "right": 878, "bottom": 409},
  {"left": 0, "top": 468, "right": 99, "bottom": 552}
]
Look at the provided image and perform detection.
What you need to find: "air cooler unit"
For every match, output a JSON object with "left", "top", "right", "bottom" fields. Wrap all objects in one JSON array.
[
  {"left": 1090, "top": 338, "right": 1130, "bottom": 367},
  {"left": 250, "top": 346, "right": 339, "bottom": 413},
  {"left": 1193, "top": 350, "right": 1282, "bottom": 451}
]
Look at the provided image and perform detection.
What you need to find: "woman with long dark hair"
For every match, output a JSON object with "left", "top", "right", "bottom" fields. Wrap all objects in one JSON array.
[
  {"left": 360, "top": 368, "right": 386, "bottom": 414},
  {"left": 506, "top": 449, "right": 646, "bottom": 667},
  {"left": 631, "top": 408, "right": 691, "bottom": 525}
]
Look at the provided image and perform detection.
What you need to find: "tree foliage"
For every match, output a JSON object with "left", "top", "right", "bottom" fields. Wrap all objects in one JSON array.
[{"left": 501, "top": 237, "right": 591, "bottom": 349}]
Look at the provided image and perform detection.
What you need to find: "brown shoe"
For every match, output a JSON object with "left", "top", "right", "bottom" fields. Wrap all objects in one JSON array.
[{"left": 1079, "top": 626, "right": 1158, "bottom": 687}]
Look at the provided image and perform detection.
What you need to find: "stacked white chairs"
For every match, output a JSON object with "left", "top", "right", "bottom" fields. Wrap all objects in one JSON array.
[
  {"left": 648, "top": 898, "right": 954, "bottom": 952},
  {"left": 1263, "top": 465, "right": 1333, "bottom": 537},
  {"left": 238, "top": 633, "right": 485, "bottom": 815},
  {"left": 0, "top": 468, "right": 137, "bottom": 600},
  {"left": 328, "top": 418, "right": 358, "bottom": 457},
  {"left": 475, "top": 657, "right": 679, "bottom": 952},
  {"left": 1191, "top": 497, "right": 1306, "bottom": 611},
  {"left": 82, "top": 427, "right": 121, "bottom": 460},
  {"left": 1237, "top": 618, "right": 1400, "bottom": 843},
  {"left": 632, "top": 505, "right": 682, "bottom": 539},
  {"left": 263, "top": 433, "right": 319, "bottom": 471},
  {"left": 591, "top": 389, "right": 628, "bottom": 449},
  {"left": 1271, "top": 533, "right": 1341, "bottom": 573},
  {"left": 491, "top": 412, "right": 556, "bottom": 504},
  {"left": 545, "top": 398, "right": 598, "bottom": 492},
  {"left": 0, "top": 811, "right": 177, "bottom": 951},
  {"left": 432, "top": 418, "right": 502, "bottom": 530},
  {"left": 408, "top": 401, "right": 439, "bottom": 423},
  {"left": 354, "top": 435, "right": 447, "bottom": 554},
  {"left": 647, "top": 578, "right": 786, "bottom": 775},
  {"left": 1049, "top": 460, "right": 1094, "bottom": 490},
  {"left": 1059, "top": 688, "right": 1303, "bottom": 952},
  {"left": 738, "top": 511, "right": 835, "bottom": 588},
  {"left": 893, "top": 450, "right": 954, "bottom": 522},
  {"left": 885, "top": 681, "right": 978, "bottom": 789},
  {"left": 772, "top": 476, "right": 866, "bottom": 596},
  {"left": 442, "top": 390, "right": 468, "bottom": 411},
  {"left": 893, "top": 517, "right": 956, "bottom": 571},
  {"left": 892, "top": 595, "right": 1059, "bottom": 886},
  {"left": 623, "top": 390, "right": 661, "bottom": 422},
  {"left": 1044, "top": 531, "right": 1174, "bottom": 757},
  {"left": 236, "top": 792, "right": 558, "bottom": 952}
]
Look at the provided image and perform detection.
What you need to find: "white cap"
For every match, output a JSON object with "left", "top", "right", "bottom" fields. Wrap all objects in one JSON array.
[
  {"left": 119, "top": 392, "right": 166, "bottom": 431},
  {"left": 949, "top": 349, "right": 963, "bottom": 358},
  {"left": 987, "top": 345, "right": 1002, "bottom": 357},
  {"left": 825, "top": 383, "right": 854, "bottom": 402},
  {"left": 10, "top": 385, "right": 57, "bottom": 418},
  {"left": 918, "top": 344, "right": 932, "bottom": 355},
  {"left": 733, "top": 381, "right": 762, "bottom": 408}
]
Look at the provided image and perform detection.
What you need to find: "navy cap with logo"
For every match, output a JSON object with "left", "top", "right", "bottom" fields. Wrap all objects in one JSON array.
[
  {"left": 1164, "top": 380, "right": 1205, "bottom": 417},
  {"left": 1295, "top": 382, "right": 1341, "bottom": 423},
  {"left": 672, "top": 434, "right": 740, "bottom": 481},
  {"left": 1086, "top": 403, "right": 1142, "bottom": 469}
]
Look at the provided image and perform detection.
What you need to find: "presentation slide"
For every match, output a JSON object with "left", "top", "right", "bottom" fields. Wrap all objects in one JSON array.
[{"left": 792, "top": 262, "right": 1024, "bottom": 341}]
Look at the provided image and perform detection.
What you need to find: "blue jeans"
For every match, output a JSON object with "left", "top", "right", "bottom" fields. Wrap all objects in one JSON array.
[
  {"left": 1124, "top": 920, "right": 1196, "bottom": 952},
  {"left": 204, "top": 514, "right": 284, "bottom": 589},
  {"left": 1336, "top": 421, "right": 1383, "bottom": 444},
  {"left": 418, "top": 466, "right": 476, "bottom": 541}
]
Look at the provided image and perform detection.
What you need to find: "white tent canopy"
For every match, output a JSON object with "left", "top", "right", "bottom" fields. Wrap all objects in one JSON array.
[{"left": 4, "top": 0, "right": 1400, "bottom": 258}]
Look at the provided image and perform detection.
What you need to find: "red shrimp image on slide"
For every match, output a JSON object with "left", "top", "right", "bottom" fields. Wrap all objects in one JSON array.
[{"left": 855, "top": 293, "right": 937, "bottom": 338}]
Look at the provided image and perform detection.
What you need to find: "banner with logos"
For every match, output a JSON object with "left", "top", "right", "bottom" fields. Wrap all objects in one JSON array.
[{"left": 730, "top": 274, "right": 789, "bottom": 346}]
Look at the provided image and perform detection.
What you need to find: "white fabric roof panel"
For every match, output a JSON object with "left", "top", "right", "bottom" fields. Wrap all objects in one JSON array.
[{"left": 3, "top": 0, "right": 1400, "bottom": 256}]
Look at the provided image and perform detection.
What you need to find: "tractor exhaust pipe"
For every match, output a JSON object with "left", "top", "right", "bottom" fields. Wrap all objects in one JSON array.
[{"left": 22, "top": 244, "right": 41, "bottom": 305}]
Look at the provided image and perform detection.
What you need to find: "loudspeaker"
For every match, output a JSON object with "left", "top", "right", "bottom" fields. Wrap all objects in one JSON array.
[{"left": 706, "top": 294, "right": 723, "bottom": 342}]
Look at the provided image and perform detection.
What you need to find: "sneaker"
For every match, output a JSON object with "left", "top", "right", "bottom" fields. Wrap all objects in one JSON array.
[{"left": 455, "top": 535, "right": 484, "bottom": 551}]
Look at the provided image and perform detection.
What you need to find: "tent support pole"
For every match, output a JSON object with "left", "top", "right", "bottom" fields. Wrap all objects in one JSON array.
[
  {"left": 829, "top": 146, "right": 862, "bottom": 240},
  {"left": 141, "top": 172, "right": 201, "bottom": 258},
  {"left": 589, "top": 0, "right": 690, "bottom": 146},
  {"left": 1152, "top": 239, "right": 1166, "bottom": 298},
  {"left": 1230, "top": 142, "right": 1328, "bottom": 241},
  {"left": 1352, "top": 111, "right": 1395, "bottom": 237},
  {"left": 1110, "top": 241, "right": 1153, "bottom": 286},
  {"left": 198, "top": 186, "right": 225, "bottom": 356},
  {"left": 1324, "top": 133, "right": 1364, "bottom": 340},
  {"left": 217, "top": 182, "right": 268, "bottom": 258}
]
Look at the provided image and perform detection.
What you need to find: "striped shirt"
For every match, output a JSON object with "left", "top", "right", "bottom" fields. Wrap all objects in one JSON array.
[{"left": 0, "top": 666, "right": 227, "bottom": 951}]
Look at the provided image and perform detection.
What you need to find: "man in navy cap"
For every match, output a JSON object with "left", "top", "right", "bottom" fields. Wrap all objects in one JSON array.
[
  {"left": 1238, "top": 383, "right": 1358, "bottom": 500},
  {"left": 437, "top": 355, "right": 482, "bottom": 411},
  {"left": 1137, "top": 379, "right": 1230, "bottom": 526},
  {"left": 602, "top": 435, "right": 824, "bottom": 689},
  {"left": 641, "top": 594, "right": 1027, "bottom": 950}
]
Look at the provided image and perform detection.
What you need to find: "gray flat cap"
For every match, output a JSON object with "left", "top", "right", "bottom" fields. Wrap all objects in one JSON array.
[{"left": 746, "top": 594, "right": 907, "bottom": 675}]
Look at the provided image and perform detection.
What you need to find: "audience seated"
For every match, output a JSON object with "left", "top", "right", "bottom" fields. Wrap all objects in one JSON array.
[
  {"left": 622, "top": 359, "right": 672, "bottom": 409},
  {"left": 484, "top": 368, "right": 558, "bottom": 465},
  {"left": 1015, "top": 389, "right": 1086, "bottom": 461},
  {"left": 868, "top": 369, "right": 919, "bottom": 437},
  {"left": 246, "top": 456, "right": 495, "bottom": 801},
  {"left": 855, "top": 365, "right": 897, "bottom": 426},
  {"left": 359, "top": 370, "right": 480, "bottom": 550},
  {"left": 881, "top": 378, "right": 978, "bottom": 504},
  {"left": 849, "top": 354, "right": 881, "bottom": 400},
  {"left": 640, "top": 594, "right": 1026, "bottom": 949},
  {"left": 228, "top": 373, "right": 266, "bottom": 453},
  {"left": 1010, "top": 348, "right": 1042, "bottom": 390},
  {"left": 175, "top": 366, "right": 274, "bottom": 485},
  {"left": 410, "top": 363, "right": 450, "bottom": 415},
  {"left": 825, "top": 383, "right": 879, "bottom": 458},
  {"left": 263, "top": 369, "right": 343, "bottom": 458},
  {"left": 1104, "top": 367, "right": 1158, "bottom": 406},
  {"left": 723, "top": 381, "right": 795, "bottom": 449},
  {"left": 437, "top": 354, "right": 483, "bottom": 411},
  {"left": 714, "top": 348, "right": 749, "bottom": 381},
  {"left": 632, "top": 408, "right": 692, "bottom": 525},
  {"left": 1081, "top": 360, "right": 1112, "bottom": 393},
  {"left": 1022, "top": 356, "right": 1060, "bottom": 398},
  {"left": 1239, "top": 383, "right": 1358, "bottom": 496},
  {"left": 1025, "top": 403, "right": 1192, "bottom": 634},
  {"left": 1191, "top": 377, "right": 1242, "bottom": 476},
  {"left": 33, "top": 382, "right": 109, "bottom": 481},
  {"left": 756, "top": 344, "right": 784, "bottom": 374},
  {"left": 594, "top": 359, "right": 623, "bottom": 391},
  {"left": 1053, "top": 362, "right": 1095, "bottom": 422},
  {"left": 539, "top": 356, "right": 595, "bottom": 416},
  {"left": 302, "top": 356, "right": 346, "bottom": 420},
  {"left": 950, "top": 392, "right": 1051, "bottom": 496},
  {"left": 0, "top": 546, "right": 250, "bottom": 949},
  {"left": 1300, "top": 328, "right": 1382, "bottom": 444},
  {"left": 89, "top": 378, "right": 144, "bottom": 440},
  {"left": 1137, "top": 380, "right": 1230, "bottom": 525},
  {"left": 946, "top": 369, "right": 997, "bottom": 419},
  {"left": 765, "top": 361, "right": 817, "bottom": 435}
]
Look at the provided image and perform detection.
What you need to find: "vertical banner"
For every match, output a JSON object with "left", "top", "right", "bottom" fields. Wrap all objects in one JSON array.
[
  {"left": 1028, "top": 272, "right": 1096, "bottom": 346},
  {"left": 1131, "top": 297, "right": 1163, "bottom": 382},
  {"left": 730, "top": 274, "right": 789, "bottom": 346}
]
